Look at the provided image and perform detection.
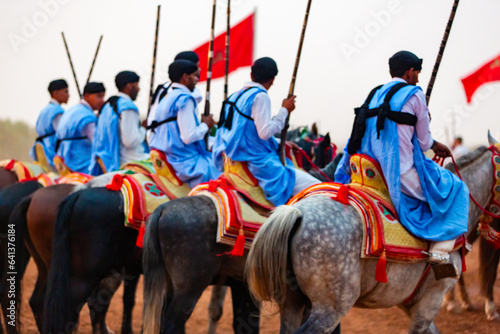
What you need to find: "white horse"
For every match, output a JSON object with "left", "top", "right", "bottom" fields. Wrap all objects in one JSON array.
[{"left": 246, "top": 132, "right": 496, "bottom": 333}]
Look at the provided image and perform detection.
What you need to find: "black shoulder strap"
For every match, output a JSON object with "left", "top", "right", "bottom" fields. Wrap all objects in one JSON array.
[
  {"left": 218, "top": 86, "right": 260, "bottom": 130},
  {"left": 36, "top": 131, "right": 56, "bottom": 142},
  {"left": 347, "top": 85, "right": 383, "bottom": 154},
  {"left": 158, "top": 83, "right": 174, "bottom": 103},
  {"left": 150, "top": 83, "right": 165, "bottom": 106},
  {"left": 98, "top": 96, "right": 120, "bottom": 117}
]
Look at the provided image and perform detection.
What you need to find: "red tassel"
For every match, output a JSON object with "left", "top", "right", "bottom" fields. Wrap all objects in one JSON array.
[
  {"left": 136, "top": 224, "right": 145, "bottom": 248},
  {"left": 375, "top": 249, "right": 388, "bottom": 283},
  {"left": 336, "top": 184, "right": 350, "bottom": 205},
  {"left": 226, "top": 229, "right": 246, "bottom": 257},
  {"left": 461, "top": 241, "right": 467, "bottom": 273},
  {"left": 106, "top": 174, "right": 123, "bottom": 191},
  {"left": 5, "top": 159, "right": 15, "bottom": 171}
]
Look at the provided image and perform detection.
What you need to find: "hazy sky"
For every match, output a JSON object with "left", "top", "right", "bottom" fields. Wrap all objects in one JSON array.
[{"left": 1, "top": 0, "right": 500, "bottom": 150}]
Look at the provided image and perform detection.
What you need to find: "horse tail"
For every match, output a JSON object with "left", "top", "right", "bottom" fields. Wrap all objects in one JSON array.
[
  {"left": 246, "top": 205, "right": 303, "bottom": 309},
  {"left": 142, "top": 209, "right": 169, "bottom": 334},
  {"left": 43, "top": 192, "right": 80, "bottom": 334},
  {"left": 8, "top": 196, "right": 32, "bottom": 329}
]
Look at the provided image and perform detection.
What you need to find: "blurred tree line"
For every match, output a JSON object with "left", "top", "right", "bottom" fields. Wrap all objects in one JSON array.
[{"left": 0, "top": 119, "right": 36, "bottom": 161}]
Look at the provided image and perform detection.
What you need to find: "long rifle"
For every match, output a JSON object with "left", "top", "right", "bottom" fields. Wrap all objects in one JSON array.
[
  {"left": 224, "top": 0, "right": 231, "bottom": 100},
  {"left": 203, "top": 0, "right": 217, "bottom": 146},
  {"left": 61, "top": 32, "right": 82, "bottom": 98},
  {"left": 279, "top": 0, "right": 313, "bottom": 165},
  {"left": 147, "top": 5, "right": 161, "bottom": 118},
  {"left": 85, "top": 35, "right": 103, "bottom": 85},
  {"left": 426, "top": 0, "right": 460, "bottom": 104}
]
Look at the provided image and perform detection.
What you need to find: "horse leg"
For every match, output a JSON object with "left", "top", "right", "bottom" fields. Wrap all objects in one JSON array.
[
  {"left": 121, "top": 272, "right": 140, "bottom": 334},
  {"left": 479, "top": 234, "right": 500, "bottom": 321},
  {"left": 442, "top": 286, "right": 461, "bottom": 314},
  {"left": 88, "top": 274, "right": 124, "bottom": 334},
  {"left": 279, "top": 283, "right": 308, "bottom": 334},
  {"left": 207, "top": 285, "right": 227, "bottom": 334},
  {"left": 229, "top": 279, "right": 260, "bottom": 334},
  {"left": 456, "top": 275, "right": 474, "bottom": 311}
]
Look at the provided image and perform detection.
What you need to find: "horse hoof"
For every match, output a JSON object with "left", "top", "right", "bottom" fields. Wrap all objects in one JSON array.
[
  {"left": 486, "top": 311, "right": 499, "bottom": 321},
  {"left": 106, "top": 327, "right": 116, "bottom": 334},
  {"left": 460, "top": 301, "right": 474, "bottom": 311},
  {"left": 445, "top": 301, "right": 462, "bottom": 314}
]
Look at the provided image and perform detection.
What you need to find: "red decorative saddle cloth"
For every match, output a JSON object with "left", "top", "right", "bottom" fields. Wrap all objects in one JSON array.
[
  {"left": 288, "top": 154, "right": 464, "bottom": 282},
  {"left": 0, "top": 159, "right": 48, "bottom": 182}
]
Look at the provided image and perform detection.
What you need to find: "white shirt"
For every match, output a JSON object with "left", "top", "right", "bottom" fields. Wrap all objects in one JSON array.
[
  {"left": 117, "top": 92, "right": 148, "bottom": 165},
  {"left": 50, "top": 98, "right": 62, "bottom": 130},
  {"left": 80, "top": 99, "right": 96, "bottom": 143},
  {"left": 243, "top": 82, "right": 289, "bottom": 140},
  {"left": 172, "top": 83, "right": 208, "bottom": 145},
  {"left": 147, "top": 83, "right": 203, "bottom": 144},
  {"left": 392, "top": 78, "right": 434, "bottom": 201}
]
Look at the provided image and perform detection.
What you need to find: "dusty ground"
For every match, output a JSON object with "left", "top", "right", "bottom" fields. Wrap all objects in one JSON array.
[{"left": 13, "top": 247, "right": 500, "bottom": 333}]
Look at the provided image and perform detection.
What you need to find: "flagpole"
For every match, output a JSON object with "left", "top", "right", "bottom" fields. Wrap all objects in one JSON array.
[
  {"left": 279, "top": 0, "right": 313, "bottom": 165},
  {"left": 85, "top": 35, "right": 103, "bottom": 85},
  {"left": 224, "top": 0, "right": 231, "bottom": 100},
  {"left": 203, "top": 0, "right": 217, "bottom": 146},
  {"left": 426, "top": 0, "right": 460, "bottom": 105},
  {"left": 61, "top": 32, "right": 82, "bottom": 98},
  {"left": 147, "top": 5, "right": 161, "bottom": 118}
]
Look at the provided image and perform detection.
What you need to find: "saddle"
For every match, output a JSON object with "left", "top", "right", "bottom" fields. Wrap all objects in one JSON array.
[
  {"left": 190, "top": 155, "right": 273, "bottom": 256},
  {"left": 0, "top": 159, "right": 48, "bottom": 182},
  {"left": 106, "top": 151, "right": 192, "bottom": 248},
  {"left": 288, "top": 154, "right": 463, "bottom": 283}
]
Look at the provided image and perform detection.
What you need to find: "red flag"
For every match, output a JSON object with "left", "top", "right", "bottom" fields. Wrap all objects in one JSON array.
[
  {"left": 461, "top": 54, "right": 500, "bottom": 103},
  {"left": 194, "top": 13, "right": 254, "bottom": 82}
]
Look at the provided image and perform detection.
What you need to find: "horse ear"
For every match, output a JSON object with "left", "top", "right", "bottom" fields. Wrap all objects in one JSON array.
[
  {"left": 488, "top": 130, "right": 498, "bottom": 145},
  {"left": 324, "top": 133, "right": 331, "bottom": 146}
]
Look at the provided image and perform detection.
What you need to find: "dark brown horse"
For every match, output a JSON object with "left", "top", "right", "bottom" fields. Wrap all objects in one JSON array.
[
  {"left": 9, "top": 175, "right": 140, "bottom": 334},
  {"left": 0, "top": 167, "right": 18, "bottom": 190},
  {"left": 443, "top": 219, "right": 500, "bottom": 321},
  {"left": 0, "top": 181, "right": 42, "bottom": 333}
]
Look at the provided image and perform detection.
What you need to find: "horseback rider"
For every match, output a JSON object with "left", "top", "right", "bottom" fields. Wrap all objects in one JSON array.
[
  {"left": 29, "top": 79, "right": 69, "bottom": 167},
  {"left": 212, "top": 57, "right": 320, "bottom": 206},
  {"left": 149, "top": 59, "right": 220, "bottom": 187},
  {"left": 55, "top": 82, "right": 105, "bottom": 173},
  {"left": 88, "top": 71, "right": 148, "bottom": 175},
  {"left": 146, "top": 51, "right": 203, "bottom": 144},
  {"left": 335, "top": 51, "right": 469, "bottom": 277}
]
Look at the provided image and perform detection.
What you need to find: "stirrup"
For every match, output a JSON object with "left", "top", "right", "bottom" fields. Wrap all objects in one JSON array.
[{"left": 422, "top": 251, "right": 459, "bottom": 280}]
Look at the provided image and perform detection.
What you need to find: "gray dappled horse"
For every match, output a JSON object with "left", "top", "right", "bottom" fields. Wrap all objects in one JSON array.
[{"left": 246, "top": 133, "right": 497, "bottom": 333}]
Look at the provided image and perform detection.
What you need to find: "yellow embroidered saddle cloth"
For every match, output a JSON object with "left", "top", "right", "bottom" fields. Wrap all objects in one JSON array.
[
  {"left": 189, "top": 155, "right": 273, "bottom": 256},
  {"left": 288, "top": 154, "right": 433, "bottom": 282}
]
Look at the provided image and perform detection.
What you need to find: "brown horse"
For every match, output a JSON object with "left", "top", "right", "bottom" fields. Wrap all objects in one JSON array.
[
  {"left": 0, "top": 168, "right": 18, "bottom": 190},
  {"left": 443, "top": 219, "right": 500, "bottom": 321}
]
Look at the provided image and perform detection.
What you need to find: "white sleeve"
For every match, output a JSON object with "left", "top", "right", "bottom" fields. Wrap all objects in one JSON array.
[
  {"left": 120, "top": 110, "right": 146, "bottom": 148},
  {"left": 177, "top": 99, "right": 208, "bottom": 145},
  {"left": 410, "top": 91, "right": 434, "bottom": 152},
  {"left": 82, "top": 122, "right": 96, "bottom": 143},
  {"left": 251, "top": 92, "right": 289, "bottom": 140},
  {"left": 52, "top": 113, "right": 62, "bottom": 131}
]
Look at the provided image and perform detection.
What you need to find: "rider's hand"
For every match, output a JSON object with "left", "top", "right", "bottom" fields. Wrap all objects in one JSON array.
[
  {"left": 202, "top": 114, "right": 216, "bottom": 129},
  {"left": 287, "top": 141, "right": 301, "bottom": 151},
  {"left": 282, "top": 95, "right": 296, "bottom": 113},
  {"left": 431, "top": 140, "right": 451, "bottom": 158}
]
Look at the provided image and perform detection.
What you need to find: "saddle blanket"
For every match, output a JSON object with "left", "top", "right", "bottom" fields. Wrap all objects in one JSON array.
[
  {"left": 120, "top": 159, "right": 156, "bottom": 175},
  {"left": 0, "top": 159, "right": 46, "bottom": 182},
  {"left": 189, "top": 177, "right": 270, "bottom": 256}
]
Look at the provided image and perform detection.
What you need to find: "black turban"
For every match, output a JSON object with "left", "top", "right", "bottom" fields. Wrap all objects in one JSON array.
[
  {"left": 251, "top": 57, "right": 278, "bottom": 83},
  {"left": 389, "top": 51, "right": 422, "bottom": 73},
  {"left": 169, "top": 60, "right": 198, "bottom": 82},
  {"left": 83, "top": 82, "right": 105, "bottom": 95},
  {"left": 115, "top": 71, "right": 140, "bottom": 90},
  {"left": 175, "top": 51, "right": 200, "bottom": 64},
  {"left": 48, "top": 79, "right": 68, "bottom": 93}
]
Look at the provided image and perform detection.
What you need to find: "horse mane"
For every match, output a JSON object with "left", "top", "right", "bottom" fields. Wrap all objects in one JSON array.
[{"left": 445, "top": 145, "right": 489, "bottom": 173}]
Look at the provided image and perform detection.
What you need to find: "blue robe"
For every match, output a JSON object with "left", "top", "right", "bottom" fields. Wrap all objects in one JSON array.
[
  {"left": 88, "top": 97, "right": 138, "bottom": 176},
  {"left": 335, "top": 81, "right": 469, "bottom": 241},
  {"left": 29, "top": 102, "right": 64, "bottom": 166},
  {"left": 55, "top": 103, "right": 96, "bottom": 173},
  {"left": 149, "top": 88, "right": 220, "bottom": 188},
  {"left": 212, "top": 86, "right": 296, "bottom": 206}
]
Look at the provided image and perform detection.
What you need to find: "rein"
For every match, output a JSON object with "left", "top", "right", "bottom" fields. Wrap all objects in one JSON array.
[
  {"left": 293, "top": 147, "right": 334, "bottom": 182},
  {"left": 434, "top": 146, "right": 500, "bottom": 249}
]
